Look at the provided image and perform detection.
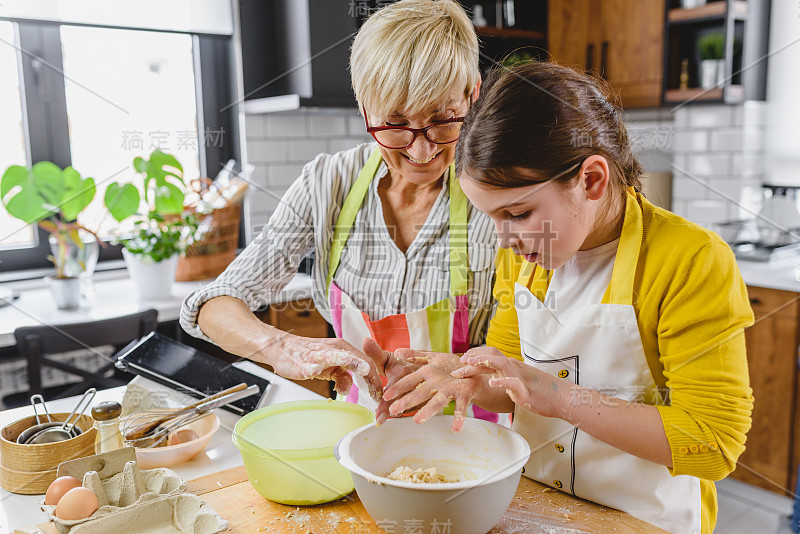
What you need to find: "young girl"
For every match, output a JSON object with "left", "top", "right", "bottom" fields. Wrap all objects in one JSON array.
[{"left": 375, "top": 62, "right": 754, "bottom": 534}]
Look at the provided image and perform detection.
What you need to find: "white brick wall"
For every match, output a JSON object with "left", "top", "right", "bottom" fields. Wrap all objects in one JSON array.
[
  {"left": 242, "top": 104, "right": 767, "bottom": 235},
  {"left": 670, "top": 102, "right": 767, "bottom": 226},
  {"left": 243, "top": 108, "right": 372, "bottom": 229}
]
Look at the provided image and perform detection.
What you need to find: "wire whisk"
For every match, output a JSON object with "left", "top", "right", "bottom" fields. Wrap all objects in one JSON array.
[{"left": 121, "top": 384, "right": 260, "bottom": 448}]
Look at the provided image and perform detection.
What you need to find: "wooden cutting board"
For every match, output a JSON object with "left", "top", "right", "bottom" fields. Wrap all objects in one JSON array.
[{"left": 185, "top": 465, "right": 669, "bottom": 533}]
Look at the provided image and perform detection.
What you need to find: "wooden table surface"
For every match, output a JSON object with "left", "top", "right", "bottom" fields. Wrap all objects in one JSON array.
[
  {"left": 186, "top": 465, "right": 669, "bottom": 534},
  {"left": 17, "top": 464, "right": 668, "bottom": 533}
]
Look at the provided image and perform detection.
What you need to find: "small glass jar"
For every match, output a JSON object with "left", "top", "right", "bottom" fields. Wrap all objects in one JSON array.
[{"left": 92, "top": 400, "right": 124, "bottom": 454}]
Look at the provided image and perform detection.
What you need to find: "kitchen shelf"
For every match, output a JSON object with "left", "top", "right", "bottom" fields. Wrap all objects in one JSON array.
[
  {"left": 667, "top": 1, "right": 747, "bottom": 24},
  {"left": 661, "top": 0, "right": 767, "bottom": 104},
  {"left": 664, "top": 87, "right": 722, "bottom": 102},
  {"left": 664, "top": 85, "right": 743, "bottom": 103},
  {"left": 474, "top": 26, "right": 546, "bottom": 41}
]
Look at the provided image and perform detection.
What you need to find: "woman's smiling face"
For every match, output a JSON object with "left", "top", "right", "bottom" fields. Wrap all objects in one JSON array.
[{"left": 366, "top": 88, "right": 471, "bottom": 186}]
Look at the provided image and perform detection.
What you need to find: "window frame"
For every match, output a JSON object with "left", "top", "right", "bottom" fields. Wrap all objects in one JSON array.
[{"left": 0, "top": 18, "right": 241, "bottom": 276}]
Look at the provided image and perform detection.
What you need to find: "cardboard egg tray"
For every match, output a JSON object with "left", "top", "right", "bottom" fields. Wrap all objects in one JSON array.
[{"left": 40, "top": 447, "right": 228, "bottom": 534}]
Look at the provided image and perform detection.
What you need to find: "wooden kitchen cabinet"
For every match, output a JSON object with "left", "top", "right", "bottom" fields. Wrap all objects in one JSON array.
[
  {"left": 730, "top": 285, "right": 800, "bottom": 495},
  {"left": 267, "top": 298, "right": 330, "bottom": 339},
  {"left": 548, "top": 0, "right": 665, "bottom": 108}
]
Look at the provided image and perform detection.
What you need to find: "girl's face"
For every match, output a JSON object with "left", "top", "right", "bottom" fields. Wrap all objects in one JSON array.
[{"left": 459, "top": 156, "right": 615, "bottom": 270}]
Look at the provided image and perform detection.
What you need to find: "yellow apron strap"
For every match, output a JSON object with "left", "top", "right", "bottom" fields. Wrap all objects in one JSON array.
[
  {"left": 606, "top": 189, "right": 644, "bottom": 306},
  {"left": 517, "top": 260, "right": 552, "bottom": 303},
  {"left": 448, "top": 163, "right": 469, "bottom": 296},
  {"left": 326, "top": 148, "right": 383, "bottom": 294}
]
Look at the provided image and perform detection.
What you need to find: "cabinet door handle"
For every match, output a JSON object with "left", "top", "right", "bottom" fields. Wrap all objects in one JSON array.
[
  {"left": 585, "top": 43, "right": 595, "bottom": 74},
  {"left": 601, "top": 41, "right": 609, "bottom": 80},
  {"left": 749, "top": 298, "right": 761, "bottom": 306},
  {"left": 296, "top": 310, "right": 311, "bottom": 317}
]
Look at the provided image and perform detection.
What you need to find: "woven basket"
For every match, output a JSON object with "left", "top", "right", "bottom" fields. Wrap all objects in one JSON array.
[
  {"left": 175, "top": 203, "right": 242, "bottom": 281},
  {"left": 0, "top": 413, "right": 97, "bottom": 494}
]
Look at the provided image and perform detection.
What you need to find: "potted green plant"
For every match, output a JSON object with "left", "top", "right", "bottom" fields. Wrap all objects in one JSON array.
[
  {"left": 1, "top": 162, "right": 99, "bottom": 309},
  {"left": 698, "top": 32, "right": 724, "bottom": 89},
  {"left": 104, "top": 150, "right": 198, "bottom": 300}
]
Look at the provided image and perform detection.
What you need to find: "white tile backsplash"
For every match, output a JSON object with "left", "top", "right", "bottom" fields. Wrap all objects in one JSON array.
[
  {"left": 328, "top": 137, "right": 371, "bottom": 154},
  {"left": 684, "top": 199, "right": 731, "bottom": 225},
  {"left": 731, "top": 153, "right": 764, "bottom": 176},
  {"left": 687, "top": 153, "right": 731, "bottom": 176},
  {"left": 241, "top": 108, "right": 373, "bottom": 225},
  {"left": 247, "top": 140, "right": 288, "bottom": 163},
  {"left": 666, "top": 102, "right": 767, "bottom": 223},
  {"left": 270, "top": 163, "right": 306, "bottom": 187},
  {"left": 672, "top": 175, "right": 709, "bottom": 200},
  {"left": 288, "top": 139, "right": 329, "bottom": 162},
  {"left": 732, "top": 101, "right": 767, "bottom": 128},
  {"left": 266, "top": 113, "right": 308, "bottom": 138},
  {"left": 673, "top": 130, "right": 709, "bottom": 153},
  {"left": 347, "top": 113, "right": 367, "bottom": 136},
  {"left": 244, "top": 115, "right": 264, "bottom": 139},
  {"left": 241, "top": 104, "right": 767, "bottom": 232},
  {"left": 687, "top": 104, "right": 733, "bottom": 128},
  {"left": 308, "top": 114, "right": 347, "bottom": 137}
]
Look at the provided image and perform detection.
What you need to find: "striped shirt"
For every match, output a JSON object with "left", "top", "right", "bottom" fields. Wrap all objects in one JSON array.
[{"left": 180, "top": 143, "right": 497, "bottom": 346}]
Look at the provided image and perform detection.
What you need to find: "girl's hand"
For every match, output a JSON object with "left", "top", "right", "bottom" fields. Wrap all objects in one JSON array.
[
  {"left": 362, "top": 338, "right": 422, "bottom": 425},
  {"left": 382, "top": 348, "right": 488, "bottom": 432},
  {"left": 454, "top": 348, "right": 568, "bottom": 419}
]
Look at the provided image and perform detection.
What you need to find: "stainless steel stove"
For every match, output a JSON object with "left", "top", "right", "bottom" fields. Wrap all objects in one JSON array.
[{"left": 713, "top": 220, "right": 800, "bottom": 262}]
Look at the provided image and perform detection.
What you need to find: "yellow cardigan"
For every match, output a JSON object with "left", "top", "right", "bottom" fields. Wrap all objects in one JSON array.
[{"left": 486, "top": 192, "right": 754, "bottom": 534}]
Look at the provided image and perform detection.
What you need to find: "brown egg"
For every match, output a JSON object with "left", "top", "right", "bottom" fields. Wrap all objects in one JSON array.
[
  {"left": 45, "top": 476, "right": 82, "bottom": 506},
  {"left": 54, "top": 487, "right": 99, "bottom": 520},
  {"left": 168, "top": 428, "right": 199, "bottom": 446}
]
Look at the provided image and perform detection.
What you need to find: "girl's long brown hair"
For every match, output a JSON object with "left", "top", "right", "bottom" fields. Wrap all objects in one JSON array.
[{"left": 456, "top": 61, "right": 643, "bottom": 207}]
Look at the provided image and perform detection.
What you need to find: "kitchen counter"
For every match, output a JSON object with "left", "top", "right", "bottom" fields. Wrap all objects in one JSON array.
[
  {"left": 737, "top": 256, "right": 800, "bottom": 292},
  {"left": 0, "top": 365, "right": 323, "bottom": 533},
  {"left": 0, "top": 271, "right": 314, "bottom": 348}
]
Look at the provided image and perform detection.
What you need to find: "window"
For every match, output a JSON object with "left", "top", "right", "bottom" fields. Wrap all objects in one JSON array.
[
  {"left": 0, "top": 21, "right": 32, "bottom": 249},
  {"left": 0, "top": 17, "right": 239, "bottom": 275},
  {"left": 61, "top": 26, "right": 201, "bottom": 236}
]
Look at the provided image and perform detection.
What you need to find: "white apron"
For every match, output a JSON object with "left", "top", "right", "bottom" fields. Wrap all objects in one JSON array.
[{"left": 512, "top": 192, "right": 702, "bottom": 534}]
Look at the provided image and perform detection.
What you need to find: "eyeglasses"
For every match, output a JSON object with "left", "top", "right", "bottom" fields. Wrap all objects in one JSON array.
[{"left": 362, "top": 105, "right": 466, "bottom": 150}]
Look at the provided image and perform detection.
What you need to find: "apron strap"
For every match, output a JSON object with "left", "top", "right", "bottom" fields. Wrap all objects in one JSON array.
[
  {"left": 449, "top": 166, "right": 468, "bottom": 297},
  {"left": 326, "top": 149, "right": 383, "bottom": 294},
  {"left": 517, "top": 260, "right": 552, "bottom": 303},
  {"left": 326, "top": 148, "right": 468, "bottom": 297},
  {"left": 606, "top": 189, "right": 643, "bottom": 306}
]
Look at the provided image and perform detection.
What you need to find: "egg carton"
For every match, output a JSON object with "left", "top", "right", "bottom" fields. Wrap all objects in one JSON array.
[{"left": 40, "top": 447, "right": 228, "bottom": 534}]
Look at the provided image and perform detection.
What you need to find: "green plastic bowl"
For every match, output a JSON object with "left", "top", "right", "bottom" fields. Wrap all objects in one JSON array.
[{"left": 232, "top": 399, "right": 374, "bottom": 505}]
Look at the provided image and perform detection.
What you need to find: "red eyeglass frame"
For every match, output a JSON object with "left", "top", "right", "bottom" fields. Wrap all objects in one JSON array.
[{"left": 362, "top": 105, "right": 467, "bottom": 149}]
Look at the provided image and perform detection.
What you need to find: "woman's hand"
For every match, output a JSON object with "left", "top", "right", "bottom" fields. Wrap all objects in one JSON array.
[
  {"left": 381, "top": 348, "right": 489, "bottom": 432},
  {"left": 197, "top": 296, "right": 383, "bottom": 400},
  {"left": 454, "top": 348, "right": 568, "bottom": 419},
  {"left": 270, "top": 334, "right": 384, "bottom": 401}
]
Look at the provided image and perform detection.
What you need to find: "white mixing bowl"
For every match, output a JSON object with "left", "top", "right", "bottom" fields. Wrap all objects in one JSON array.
[{"left": 336, "top": 415, "right": 530, "bottom": 534}]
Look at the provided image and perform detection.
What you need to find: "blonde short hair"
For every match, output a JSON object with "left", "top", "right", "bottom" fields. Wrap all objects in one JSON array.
[{"left": 350, "top": 0, "right": 479, "bottom": 121}]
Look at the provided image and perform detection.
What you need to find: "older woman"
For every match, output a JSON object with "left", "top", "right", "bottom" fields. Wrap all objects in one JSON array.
[{"left": 180, "top": 0, "right": 502, "bottom": 421}]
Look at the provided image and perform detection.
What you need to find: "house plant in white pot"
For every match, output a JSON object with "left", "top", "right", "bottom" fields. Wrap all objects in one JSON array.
[
  {"left": 0, "top": 162, "right": 100, "bottom": 309},
  {"left": 104, "top": 150, "right": 198, "bottom": 301},
  {"left": 698, "top": 32, "right": 724, "bottom": 89}
]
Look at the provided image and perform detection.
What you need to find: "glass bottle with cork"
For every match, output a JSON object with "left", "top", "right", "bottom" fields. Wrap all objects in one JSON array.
[{"left": 92, "top": 400, "right": 124, "bottom": 454}]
